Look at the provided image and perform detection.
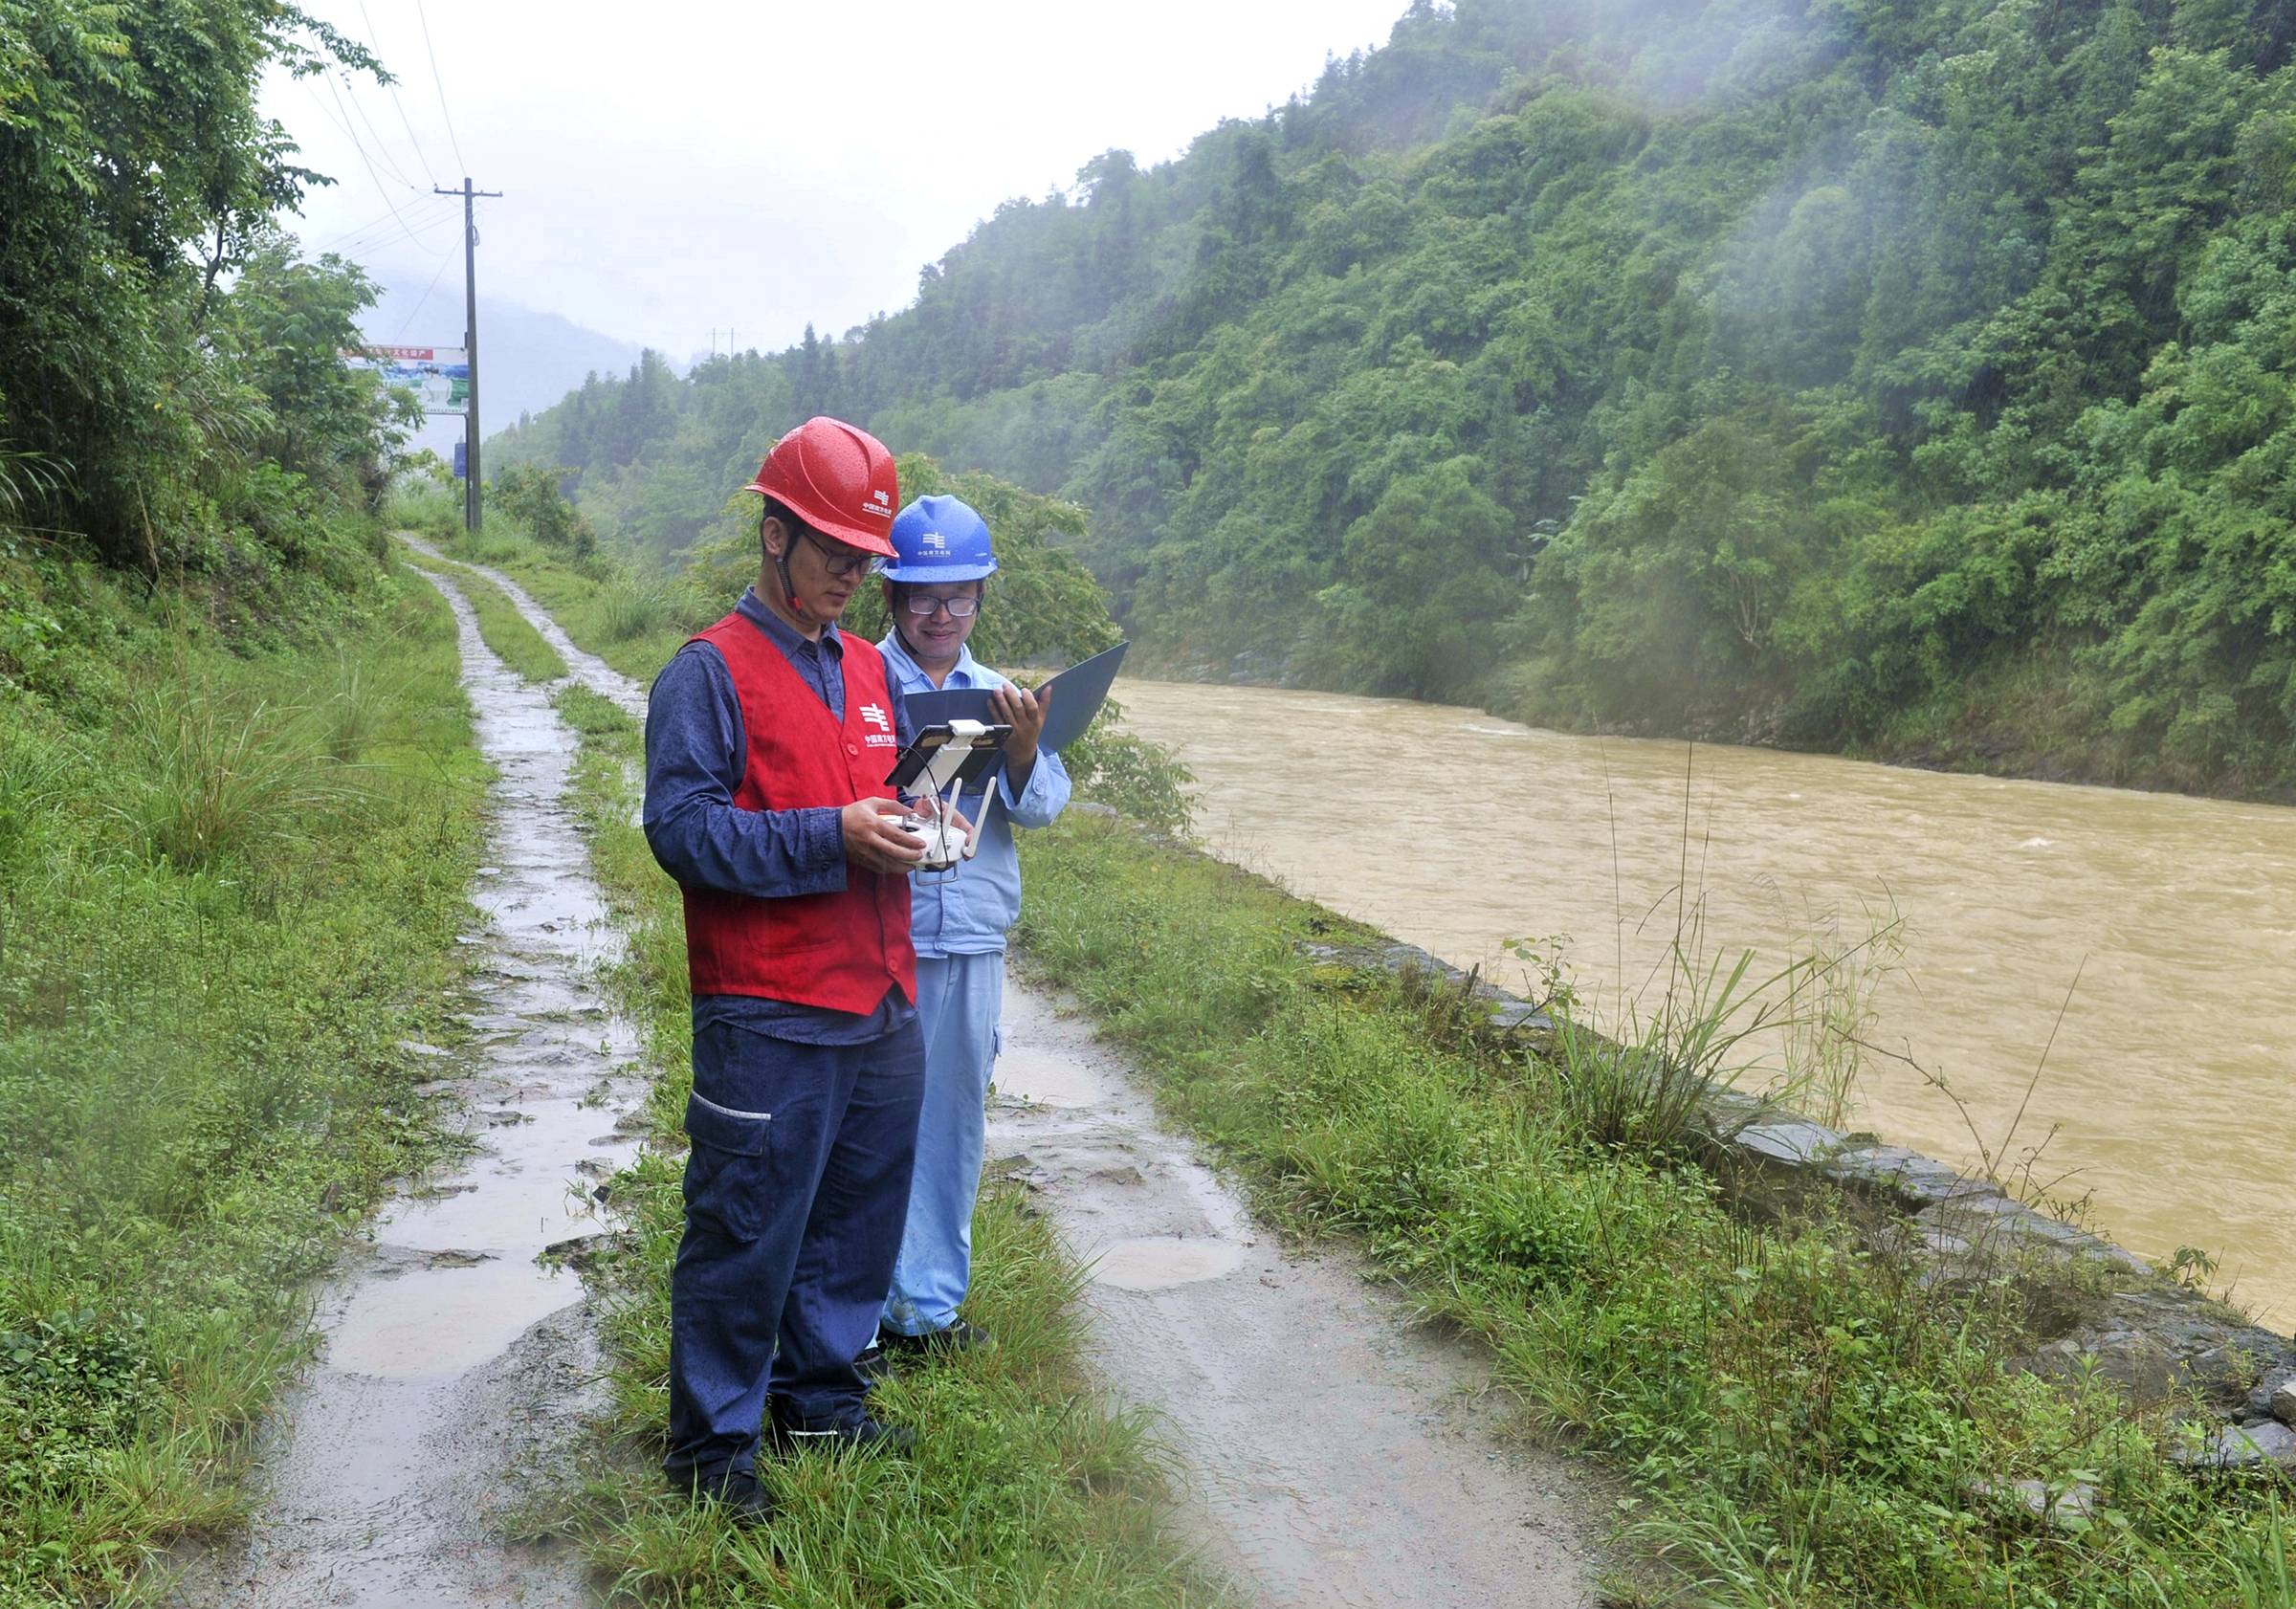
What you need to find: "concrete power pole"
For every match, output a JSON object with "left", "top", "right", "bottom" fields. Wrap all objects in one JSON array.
[{"left": 437, "top": 176, "right": 504, "bottom": 532}]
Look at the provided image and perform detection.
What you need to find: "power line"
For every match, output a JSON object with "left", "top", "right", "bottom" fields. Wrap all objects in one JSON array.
[
  {"left": 359, "top": 0, "right": 440, "bottom": 187},
  {"left": 337, "top": 69, "right": 417, "bottom": 189},
  {"left": 299, "top": 76, "right": 360, "bottom": 146},
  {"left": 413, "top": 0, "right": 470, "bottom": 176},
  {"left": 322, "top": 209, "right": 458, "bottom": 265},
  {"left": 310, "top": 193, "right": 456, "bottom": 256},
  {"left": 318, "top": 75, "right": 430, "bottom": 253}
]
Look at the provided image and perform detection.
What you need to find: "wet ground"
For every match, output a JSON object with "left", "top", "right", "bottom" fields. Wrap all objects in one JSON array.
[
  {"left": 991, "top": 986, "right": 1601, "bottom": 1607},
  {"left": 172, "top": 560, "right": 641, "bottom": 1609},
  {"left": 184, "top": 549, "right": 1601, "bottom": 1609}
]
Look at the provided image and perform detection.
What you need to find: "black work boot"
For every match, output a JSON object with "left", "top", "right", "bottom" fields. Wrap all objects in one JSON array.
[
  {"left": 880, "top": 1317, "right": 994, "bottom": 1357},
  {"left": 767, "top": 1401, "right": 917, "bottom": 1456},
  {"left": 674, "top": 1466, "right": 775, "bottom": 1529}
]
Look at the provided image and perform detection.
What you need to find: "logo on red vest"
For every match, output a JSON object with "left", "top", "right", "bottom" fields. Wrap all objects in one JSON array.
[{"left": 859, "top": 702, "right": 896, "bottom": 746}]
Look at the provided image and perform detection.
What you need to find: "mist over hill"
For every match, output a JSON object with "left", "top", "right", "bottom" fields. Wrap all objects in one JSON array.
[{"left": 495, "top": 0, "right": 2296, "bottom": 797}]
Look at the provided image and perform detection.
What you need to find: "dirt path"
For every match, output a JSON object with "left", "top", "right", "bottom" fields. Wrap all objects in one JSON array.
[
  {"left": 425, "top": 558, "right": 1607, "bottom": 1608},
  {"left": 991, "top": 988, "right": 1601, "bottom": 1606},
  {"left": 172, "top": 559, "right": 643, "bottom": 1608}
]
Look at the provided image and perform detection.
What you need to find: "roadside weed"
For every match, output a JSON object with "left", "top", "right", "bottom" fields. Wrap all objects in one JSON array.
[
  {"left": 597, "top": 574, "right": 688, "bottom": 642},
  {"left": 106, "top": 673, "right": 360, "bottom": 871}
]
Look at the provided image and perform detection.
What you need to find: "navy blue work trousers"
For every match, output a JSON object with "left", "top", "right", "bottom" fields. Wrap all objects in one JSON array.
[{"left": 663, "top": 1015, "right": 927, "bottom": 1483}]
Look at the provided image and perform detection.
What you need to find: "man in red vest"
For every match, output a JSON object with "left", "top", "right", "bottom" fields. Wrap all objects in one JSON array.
[{"left": 641, "top": 417, "right": 943, "bottom": 1527}]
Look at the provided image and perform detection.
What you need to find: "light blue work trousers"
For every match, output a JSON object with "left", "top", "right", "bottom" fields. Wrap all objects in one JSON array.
[{"left": 881, "top": 951, "right": 1004, "bottom": 1336}]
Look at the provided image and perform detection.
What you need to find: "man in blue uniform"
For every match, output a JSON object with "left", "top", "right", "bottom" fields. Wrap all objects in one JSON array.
[
  {"left": 870, "top": 495, "right": 1071, "bottom": 1355},
  {"left": 642, "top": 418, "right": 940, "bottom": 1529}
]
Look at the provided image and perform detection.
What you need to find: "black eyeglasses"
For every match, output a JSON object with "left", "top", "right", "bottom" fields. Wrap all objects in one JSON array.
[
  {"left": 898, "top": 593, "right": 981, "bottom": 618},
  {"left": 799, "top": 529, "right": 882, "bottom": 581}
]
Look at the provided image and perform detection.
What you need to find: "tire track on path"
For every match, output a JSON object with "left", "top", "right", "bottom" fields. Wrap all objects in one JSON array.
[{"left": 175, "top": 557, "right": 642, "bottom": 1609}]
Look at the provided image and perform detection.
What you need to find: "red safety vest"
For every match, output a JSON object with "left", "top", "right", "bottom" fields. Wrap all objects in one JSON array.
[{"left": 678, "top": 611, "right": 915, "bottom": 1013}]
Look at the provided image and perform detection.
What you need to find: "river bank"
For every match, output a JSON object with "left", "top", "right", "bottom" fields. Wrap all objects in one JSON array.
[
  {"left": 1011, "top": 807, "right": 2294, "bottom": 1606},
  {"left": 1115, "top": 676, "right": 2296, "bottom": 1327},
  {"left": 413, "top": 523, "right": 2291, "bottom": 1605}
]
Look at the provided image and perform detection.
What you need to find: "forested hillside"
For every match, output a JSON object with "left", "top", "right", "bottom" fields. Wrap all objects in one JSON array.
[{"left": 497, "top": 0, "right": 2296, "bottom": 795}]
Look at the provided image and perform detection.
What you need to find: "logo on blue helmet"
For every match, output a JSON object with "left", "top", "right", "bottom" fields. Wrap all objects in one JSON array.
[{"left": 884, "top": 495, "right": 998, "bottom": 583}]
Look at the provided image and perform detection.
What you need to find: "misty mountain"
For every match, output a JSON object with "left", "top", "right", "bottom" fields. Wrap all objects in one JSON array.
[
  {"left": 361, "top": 276, "right": 648, "bottom": 459},
  {"left": 497, "top": 0, "right": 2296, "bottom": 800}
]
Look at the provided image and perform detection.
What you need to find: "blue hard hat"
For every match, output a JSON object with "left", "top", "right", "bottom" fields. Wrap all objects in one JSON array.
[{"left": 882, "top": 495, "right": 998, "bottom": 583}]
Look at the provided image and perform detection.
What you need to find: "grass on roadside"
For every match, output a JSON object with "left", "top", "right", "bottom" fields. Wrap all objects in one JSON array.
[
  {"left": 0, "top": 547, "right": 489, "bottom": 1605},
  {"left": 547, "top": 685, "right": 1222, "bottom": 1607},
  {"left": 1012, "top": 813, "right": 2294, "bottom": 1609}
]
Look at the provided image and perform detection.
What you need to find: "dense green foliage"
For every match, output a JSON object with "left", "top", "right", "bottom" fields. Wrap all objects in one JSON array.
[
  {"left": 0, "top": 0, "right": 408, "bottom": 574},
  {"left": 0, "top": 554, "right": 488, "bottom": 1603},
  {"left": 503, "top": 0, "right": 2296, "bottom": 793},
  {"left": 1016, "top": 812, "right": 2295, "bottom": 1607}
]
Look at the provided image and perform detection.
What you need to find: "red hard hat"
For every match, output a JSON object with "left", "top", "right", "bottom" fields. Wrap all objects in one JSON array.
[{"left": 743, "top": 416, "right": 900, "bottom": 558}]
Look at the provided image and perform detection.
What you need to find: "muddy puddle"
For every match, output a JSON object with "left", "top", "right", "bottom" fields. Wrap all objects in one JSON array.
[
  {"left": 173, "top": 559, "right": 644, "bottom": 1609},
  {"left": 991, "top": 985, "right": 1601, "bottom": 1607}
]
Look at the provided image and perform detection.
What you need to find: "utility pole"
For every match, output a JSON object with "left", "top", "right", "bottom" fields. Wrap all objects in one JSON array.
[{"left": 436, "top": 176, "right": 504, "bottom": 532}]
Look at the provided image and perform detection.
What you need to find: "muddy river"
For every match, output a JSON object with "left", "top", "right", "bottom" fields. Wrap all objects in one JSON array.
[{"left": 1115, "top": 680, "right": 2296, "bottom": 1325}]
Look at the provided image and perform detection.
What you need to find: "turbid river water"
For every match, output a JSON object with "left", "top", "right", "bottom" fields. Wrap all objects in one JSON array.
[{"left": 1116, "top": 680, "right": 2296, "bottom": 1326}]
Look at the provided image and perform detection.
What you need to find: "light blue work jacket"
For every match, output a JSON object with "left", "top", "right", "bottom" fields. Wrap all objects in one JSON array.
[{"left": 877, "top": 631, "right": 1071, "bottom": 958}]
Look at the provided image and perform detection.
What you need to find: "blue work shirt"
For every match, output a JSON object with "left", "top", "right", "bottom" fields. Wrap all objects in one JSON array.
[
  {"left": 877, "top": 631, "right": 1071, "bottom": 958},
  {"left": 644, "top": 589, "right": 916, "bottom": 1046}
]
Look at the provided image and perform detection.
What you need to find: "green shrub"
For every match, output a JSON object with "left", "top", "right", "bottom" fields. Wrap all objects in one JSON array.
[
  {"left": 597, "top": 575, "right": 683, "bottom": 642},
  {"left": 487, "top": 465, "right": 596, "bottom": 557},
  {"left": 106, "top": 674, "right": 358, "bottom": 871}
]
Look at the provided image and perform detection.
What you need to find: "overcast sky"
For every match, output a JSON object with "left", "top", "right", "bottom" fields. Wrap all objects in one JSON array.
[{"left": 264, "top": 0, "right": 1410, "bottom": 361}]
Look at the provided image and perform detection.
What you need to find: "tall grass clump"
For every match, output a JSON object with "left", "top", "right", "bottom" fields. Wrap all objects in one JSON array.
[
  {"left": 106, "top": 673, "right": 361, "bottom": 870},
  {"left": 1527, "top": 889, "right": 1904, "bottom": 1161},
  {"left": 315, "top": 647, "right": 412, "bottom": 763},
  {"left": 596, "top": 573, "right": 685, "bottom": 642},
  {"left": 0, "top": 550, "right": 488, "bottom": 1603}
]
